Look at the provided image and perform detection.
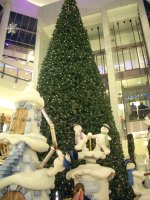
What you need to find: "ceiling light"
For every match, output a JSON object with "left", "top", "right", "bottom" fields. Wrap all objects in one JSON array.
[{"left": 27, "top": 0, "right": 61, "bottom": 7}]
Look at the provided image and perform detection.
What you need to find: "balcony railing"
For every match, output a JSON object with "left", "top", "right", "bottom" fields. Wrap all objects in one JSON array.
[
  {"left": 128, "top": 108, "right": 150, "bottom": 121},
  {"left": 0, "top": 61, "right": 32, "bottom": 82}
]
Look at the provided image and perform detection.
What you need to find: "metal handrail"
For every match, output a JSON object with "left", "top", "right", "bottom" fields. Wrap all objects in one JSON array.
[{"left": 0, "top": 60, "right": 32, "bottom": 82}]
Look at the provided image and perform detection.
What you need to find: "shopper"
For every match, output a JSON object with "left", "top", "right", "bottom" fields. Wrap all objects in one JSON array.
[
  {"left": 138, "top": 102, "right": 146, "bottom": 120},
  {"left": 130, "top": 103, "right": 137, "bottom": 120}
]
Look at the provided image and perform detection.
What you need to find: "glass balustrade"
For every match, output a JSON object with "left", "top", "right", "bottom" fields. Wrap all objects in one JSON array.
[{"left": 0, "top": 61, "right": 32, "bottom": 82}]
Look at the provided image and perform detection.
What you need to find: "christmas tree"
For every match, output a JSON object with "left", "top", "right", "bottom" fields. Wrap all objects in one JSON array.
[
  {"left": 37, "top": 0, "right": 135, "bottom": 199},
  {"left": 127, "top": 133, "right": 136, "bottom": 164}
]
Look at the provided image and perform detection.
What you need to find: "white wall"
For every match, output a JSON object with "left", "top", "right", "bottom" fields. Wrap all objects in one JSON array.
[
  {"left": 33, "top": 14, "right": 50, "bottom": 85},
  {"left": 3, "top": 49, "right": 34, "bottom": 70},
  {"left": 0, "top": 0, "right": 39, "bottom": 18},
  {"left": 36, "top": 28, "right": 49, "bottom": 71},
  {"left": 0, "top": 73, "right": 28, "bottom": 114},
  {"left": 0, "top": 82, "right": 19, "bottom": 114}
]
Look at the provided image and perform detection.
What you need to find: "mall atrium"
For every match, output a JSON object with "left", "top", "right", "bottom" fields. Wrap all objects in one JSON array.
[{"left": 0, "top": 0, "right": 150, "bottom": 199}]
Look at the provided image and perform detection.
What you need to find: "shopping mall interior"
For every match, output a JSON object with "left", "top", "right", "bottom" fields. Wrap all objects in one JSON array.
[{"left": 0, "top": 0, "right": 150, "bottom": 192}]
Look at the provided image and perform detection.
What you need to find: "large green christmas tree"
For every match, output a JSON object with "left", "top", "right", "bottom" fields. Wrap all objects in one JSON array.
[{"left": 37, "top": 0, "right": 135, "bottom": 199}]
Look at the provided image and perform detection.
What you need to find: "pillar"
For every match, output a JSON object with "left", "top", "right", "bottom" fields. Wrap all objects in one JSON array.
[
  {"left": 137, "top": 0, "right": 150, "bottom": 60},
  {"left": 32, "top": 7, "right": 42, "bottom": 86},
  {"left": 101, "top": 9, "right": 121, "bottom": 134},
  {"left": 33, "top": 7, "right": 49, "bottom": 87},
  {"left": 0, "top": 0, "right": 12, "bottom": 61}
]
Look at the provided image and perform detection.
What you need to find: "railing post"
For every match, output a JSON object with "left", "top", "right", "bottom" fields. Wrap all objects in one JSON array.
[
  {"left": 1, "top": 63, "right": 5, "bottom": 78},
  {"left": 15, "top": 68, "right": 18, "bottom": 83},
  {"left": 30, "top": 71, "right": 32, "bottom": 81}
]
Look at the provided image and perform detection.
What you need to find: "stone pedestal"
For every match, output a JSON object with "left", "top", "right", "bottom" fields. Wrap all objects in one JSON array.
[{"left": 66, "top": 164, "right": 115, "bottom": 200}]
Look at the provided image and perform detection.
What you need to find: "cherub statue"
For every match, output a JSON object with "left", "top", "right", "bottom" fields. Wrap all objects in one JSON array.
[
  {"left": 74, "top": 124, "right": 88, "bottom": 151},
  {"left": 93, "top": 133, "right": 110, "bottom": 155},
  {"left": 88, "top": 124, "right": 111, "bottom": 155},
  {"left": 100, "top": 124, "right": 111, "bottom": 149}
]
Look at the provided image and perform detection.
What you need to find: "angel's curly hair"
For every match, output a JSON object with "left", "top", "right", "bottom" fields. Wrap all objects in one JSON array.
[{"left": 74, "top": 183, "right": 85, "bottom": 194}]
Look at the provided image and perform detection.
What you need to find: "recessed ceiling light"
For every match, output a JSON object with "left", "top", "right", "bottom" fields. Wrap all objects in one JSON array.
[{"left": 27, "top": 0, "right": 61, "bottom": 7}]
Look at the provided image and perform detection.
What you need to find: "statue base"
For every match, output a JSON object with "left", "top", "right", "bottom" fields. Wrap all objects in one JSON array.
[{"left": 66, "top": 163, "right": 115, "bottom": 200}]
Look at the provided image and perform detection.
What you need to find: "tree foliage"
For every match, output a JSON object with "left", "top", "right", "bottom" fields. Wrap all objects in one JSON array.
[
  {"left": 37, "top": 0, "right": 135, "bottom": 199},
  {"left": 127, "top": 133, "right": 136, "bottom": 164}
]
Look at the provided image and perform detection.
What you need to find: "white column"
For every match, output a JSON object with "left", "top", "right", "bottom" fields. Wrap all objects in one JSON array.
[
  {"left": 137, "top": 0, "right": 150, "bottom": 60},
  {"left": 33, "top": 7, "right": 49, "bottom": 87},
  {"left": 0, "top": 0, "right": 12, "bottom": 61},
  {"left": 101, "top": 9, "right": 121, "bottom": 134},
  {"left": 32, "top": 7, "right": 42, "bottom": 86}
]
